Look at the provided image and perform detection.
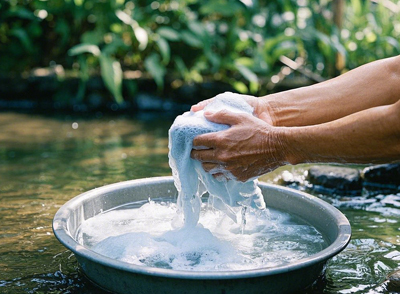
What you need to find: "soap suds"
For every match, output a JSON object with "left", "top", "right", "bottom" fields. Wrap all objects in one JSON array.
[
  {"left": 75, "top": 92, "right": 327, "bottom": 272},
  {"left": 77, "top": 200, "right": 326, "bottom": 271},
  {"left": 168, "top": 92, "right": 266, "bottom": 226}
]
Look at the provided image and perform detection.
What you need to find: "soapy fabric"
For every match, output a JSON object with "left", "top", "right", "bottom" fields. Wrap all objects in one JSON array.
[{"left": 168, "top": 92, "right": 266, "bottom": 227}]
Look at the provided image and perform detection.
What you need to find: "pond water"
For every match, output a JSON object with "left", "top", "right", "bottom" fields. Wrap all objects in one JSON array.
[{"left": 1, "top": 111, "right": 399, "bottom": 294}]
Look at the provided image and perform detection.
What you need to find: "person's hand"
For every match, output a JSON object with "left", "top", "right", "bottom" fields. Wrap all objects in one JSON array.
[
  {"left": 191, "top": 95, "right": 274, "bottom": 126},
  {"left": 190, "top": 110, "right": 288, "bottom": 182}
]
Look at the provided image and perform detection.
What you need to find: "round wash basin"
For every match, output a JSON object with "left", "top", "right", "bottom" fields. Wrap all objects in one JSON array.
[{"left": 53, "top": 176, "right": 351, "bottom": 294}]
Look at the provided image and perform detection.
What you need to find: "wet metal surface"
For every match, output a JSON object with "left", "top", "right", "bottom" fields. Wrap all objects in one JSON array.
[{"left": 53, "top": 177, "right": 350, "bottom": 294}]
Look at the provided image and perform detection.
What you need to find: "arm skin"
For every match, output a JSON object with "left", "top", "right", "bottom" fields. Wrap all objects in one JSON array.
[
  {"left": 190, "top": 55, "right": 400, "bottom": 182},
  {"left": 191, "top": 100, "right": 400, "bottom": 182},
  {"left": 191, "top": 55, "right": 400, "bottom": 127},
  {"left": 284, "top": 100, "right": 400, "bottom": 165},
  {"left": 263, "top": 55, "right": 400, "bottom": 127}
]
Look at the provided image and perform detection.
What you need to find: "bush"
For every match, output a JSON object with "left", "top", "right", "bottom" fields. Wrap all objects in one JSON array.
[{"left": 1, "top": 0, "right": 399, "bottom": 103}]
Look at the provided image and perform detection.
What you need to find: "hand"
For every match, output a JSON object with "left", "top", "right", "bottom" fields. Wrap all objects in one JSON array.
[
  {"left": 190, "top": 110, "right": 288, "bottom": 182},
  {"left": 191, "top": 95, "right": 274, "bottom": 126}
]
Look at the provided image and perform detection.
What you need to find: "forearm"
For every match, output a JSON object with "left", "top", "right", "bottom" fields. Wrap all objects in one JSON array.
[
  {"left": 282, "top": 101, "right": 400, "bottom": 165},
  {"left": 262, "top": 55, "right": 400, "bottom": 127}
]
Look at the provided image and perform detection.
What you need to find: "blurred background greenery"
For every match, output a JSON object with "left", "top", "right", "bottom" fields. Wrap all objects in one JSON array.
[{"left": 1, "top": 0, "right": 399, "bottom": 106}]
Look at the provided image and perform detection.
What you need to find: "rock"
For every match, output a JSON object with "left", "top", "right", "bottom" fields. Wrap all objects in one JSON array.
[
  {"left": 362, "top": 163, "right": 400, "bottom": 193},
  {"left": 275, "top": 170, "right": 305, "bottom": 188},
  {"left": 384, "top": 269, "right": 400, "bottom": 292},
  {"left": 307, "top": 165, "right": 363, "bottom": 196}
]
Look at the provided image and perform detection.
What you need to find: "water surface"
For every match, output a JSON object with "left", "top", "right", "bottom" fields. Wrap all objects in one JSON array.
[
  {"left": 77, "top": 200, "right": 327, "bottom": 271},
  {"left": 1, "top": 111, "right": 399, "bottom": 293}
]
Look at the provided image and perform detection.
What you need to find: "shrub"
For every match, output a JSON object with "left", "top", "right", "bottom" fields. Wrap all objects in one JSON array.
[{"left": 1, "top": 0, "right": 399, "bottom": 103}]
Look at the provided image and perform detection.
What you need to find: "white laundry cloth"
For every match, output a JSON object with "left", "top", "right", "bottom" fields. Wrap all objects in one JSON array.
[{"left": 168, "top": 92, "right": 266, "bottom": 227}]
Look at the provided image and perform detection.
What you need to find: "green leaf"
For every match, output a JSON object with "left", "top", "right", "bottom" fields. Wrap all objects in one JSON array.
[
  {"left": 271, "top": 42, "right": 298, "bottom": 62},
  {"left": 174, "top": 57, "right": 189, "bottom": 79},
  {"left": 144, "top": 54, "right": 166, "bottom": 89},
  {"left": 200, "top": 1, "right": 243, "bottom": 16},
  {"left": 180, "top": 30, "right": 203, "bottom": 48},
  {"left": 10, "top": 28, "right": 33, "bottom": 53},
  {"left": 81, "top": 30, "right": 103, "bottom": 45},
  {"left": 235, "top": 57, "right": 254, "bottom": 67},
  {"left": 233, "top": 81, "right": 248, "bottom": 93},
  {"left": 55, "top": 19, "right": 71, "bottom": 46},
  {"left": 156, "top": 37, "right": 170, "bottom": 64},
  {"left": 6, "top": 7, "right": 36, "bottom": 20},
  {"left": 68, "top": 44, "right": 101, "bottom": 56},
  {"left": 264, "top": 34, "right": 296, "bottom": 52},
  {"left": 134, "top": 26, "right": 148, "bottom": 50},
  {"left": 157, "top": 27, "right": 180, "bottom": 41},
  {"left": 249, "top": 81, "right": 259, "bottom": 94},
  {"left": 205, "top": 50, "right": 221, "bottom": 70},
  {"left": 351, "top": 0, "right": 362, "bottom": 16},
  {"left": 331, "top": 35, "right": 347, "bottom": 59},
  {"left": 384, "top": 36, "right": 400, "bottom": 51},
  {"left": 99, "top": 55, "right": 124, "bottom": 104},
  {"left": 102, "top": 36, "right": 125, "bottom": 55},
  {"left": 188, "top": 21, "right": 207, "bottom": 38},
  {"left": 116, "top": 10, "right": 148, "bottom": 50},
  {"left": 235, "top": 63, "right": 258, "bottom": 83},
  {"left": 115, "top": 10, "right": 134, "bottom": 26}
]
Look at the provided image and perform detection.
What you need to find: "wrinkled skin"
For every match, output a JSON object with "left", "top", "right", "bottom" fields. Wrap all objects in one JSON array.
[
  {"left": 191, "top": 95, "right": 274, "bottom": 126},
  {"left": 190, "top": 110, "right": 287, "bottom": 182},
  {"left": 190, "top": 55, "right": 400, "bottom": 182}
]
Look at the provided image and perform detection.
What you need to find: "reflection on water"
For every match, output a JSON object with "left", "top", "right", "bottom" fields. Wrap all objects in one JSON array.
[
  {"left": 0, "top": 111, "right": 172, "bottom": 293},
  {"left": 0, "top": 111, "right": 399, "bottom": 293}
]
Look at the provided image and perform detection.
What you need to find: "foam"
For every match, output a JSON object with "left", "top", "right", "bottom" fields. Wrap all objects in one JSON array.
[
  {"left": 77, "top": 200, "right": 327, "bottom": 271},
  {"left": 168, "top": 92, "right": 266, "bottom": 226}
]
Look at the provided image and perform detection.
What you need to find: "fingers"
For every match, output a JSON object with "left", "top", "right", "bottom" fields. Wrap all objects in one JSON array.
[
  {"left": 192, "top": 130, "right": 223, "bottom": 149},
  {"left": 204, "top": 110, "right": 250, "bottom": 126},
  {"left": 192, "top": 150, "right": 251, "bottom": 182},
  {"left": 191, "top": 148, "right": 217, "bottom": 163},
  {"left": 201, "top": 162, "right": 217, "bottom": 172},
  {"left": 212, "top": 173, "right": 227, "bottom": 182},
  {"left": 190, "top": 99, "right": 213, "bottom": 112},
  {"left": 202, "top": 164, "right": 231, "bottom": 182}
]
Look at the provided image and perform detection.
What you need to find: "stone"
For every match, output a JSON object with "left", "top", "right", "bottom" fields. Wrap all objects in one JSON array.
[
  {"left": 384, "top": 269, "right": 400, "bottom": 292},
  {"left": 362, "top": 163, "right": 400, "bottom": 192},
  {"left": 307, "top": 165, "right": 363, "bottom": 196}
]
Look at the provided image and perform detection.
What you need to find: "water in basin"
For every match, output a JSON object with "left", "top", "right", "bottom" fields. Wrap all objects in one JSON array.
[{"left": 76, "top": 198, "right": 327, "bottom": 271}]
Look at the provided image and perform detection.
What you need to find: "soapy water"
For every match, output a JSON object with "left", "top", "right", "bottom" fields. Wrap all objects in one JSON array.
[
  {"left": 75, "top": 94, "right": 326, "bottom": 272},
  {"left": 76, "top": 198, "right": 327, "bottom": 271}
]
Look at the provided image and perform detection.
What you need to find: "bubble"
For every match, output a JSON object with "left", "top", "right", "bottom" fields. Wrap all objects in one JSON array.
[
  {"left": 168, "top": 92, "right": 266, "bottom": 227},
  {"left": 78, "top": 200, "right": 327, "bottom": 271}
]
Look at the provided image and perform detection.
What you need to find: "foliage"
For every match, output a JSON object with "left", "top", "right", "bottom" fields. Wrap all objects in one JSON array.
[
  {"left": 342, "top": 0, "right": 400, "bottom": 68},
  {"left": 1, "top": 0, "right": 399, "bottom": 103}
]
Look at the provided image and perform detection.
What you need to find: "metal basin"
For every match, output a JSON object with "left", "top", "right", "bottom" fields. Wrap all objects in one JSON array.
[{"left": 53, "top": 176, "right": 351, "bottom": 294}]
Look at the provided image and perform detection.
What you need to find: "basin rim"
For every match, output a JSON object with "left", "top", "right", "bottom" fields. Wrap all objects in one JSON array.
[{"left": 53, "top": 176, "right": 351, "bottom": 280}]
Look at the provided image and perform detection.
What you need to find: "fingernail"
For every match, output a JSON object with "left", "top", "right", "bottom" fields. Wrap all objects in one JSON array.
[{"left": 204, "top": 111, "right": 215, "bottom": 116}]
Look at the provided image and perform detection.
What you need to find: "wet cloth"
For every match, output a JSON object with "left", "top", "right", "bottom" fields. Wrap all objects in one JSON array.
[{"left": 168, "top": 92, "right": 266, "bottom": 227}]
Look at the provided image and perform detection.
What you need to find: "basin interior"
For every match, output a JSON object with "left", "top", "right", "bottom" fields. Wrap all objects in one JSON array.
[
  {"left": 64, "top": 179, "right": 346, "bottom": 247},
  {"left": 53, "top": 177, "right": 351, "bottom": 294}
]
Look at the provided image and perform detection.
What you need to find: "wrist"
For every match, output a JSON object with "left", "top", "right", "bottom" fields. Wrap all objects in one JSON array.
[
  {"left": 277, "top": 126, "right": 306, "bottom": 166},
  {"left": 261, "top": 92, "right": 305, "bottom": 127},
  {"left": 259, "top": 94, "right": 280, "bottom": 127}
]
